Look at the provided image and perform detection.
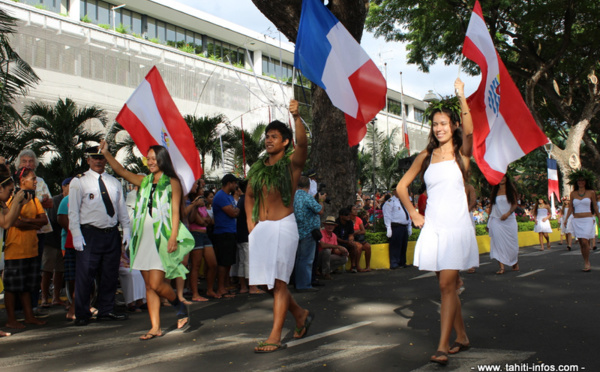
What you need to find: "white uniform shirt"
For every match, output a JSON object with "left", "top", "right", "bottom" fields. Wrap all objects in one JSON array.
[
  {"left": 382, "top": 196, "right": 410, "bottom": 228},
  {"left": 68, "top": 169, "right": 130, "bottom": 238},
  {"left": 35, "top": 176, "right": 53, "bottom": 234}
]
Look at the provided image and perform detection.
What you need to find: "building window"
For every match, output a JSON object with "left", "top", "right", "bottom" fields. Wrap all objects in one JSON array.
[{"left": 414, "top": 108, "right": 425, "bottom": 123}]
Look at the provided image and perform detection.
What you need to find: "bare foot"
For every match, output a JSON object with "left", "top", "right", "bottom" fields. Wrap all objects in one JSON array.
[
  {"left": 6, "top": 321, "right": 25, "bottom": 329},
  {"left": 0, "top": 330, "right": 11, "bottom": 337},
  {"left": 177, "top": 317, "right": 189, "bottom": 329},
  {"left": 191, "top": 296, "right": 209, "bottom": 302},
  {"left": 139, "top": 329, "right": 162, "bottom": 340},
  {"left": 25, "top": 318, "right": 47, "bottom": 326},
  {"left": 512, "top": 264, "right": 520, "bottom": 271},
  {"left": 179, "top": 298, "right": 193, "bottom": 305},
  {"left": 249, "top": 287, "right": 266, "bottom": 294}
]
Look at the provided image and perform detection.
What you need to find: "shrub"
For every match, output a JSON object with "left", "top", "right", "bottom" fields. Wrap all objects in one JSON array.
[
  {"left": 98, "top": 24, "right": 110, "bottom": 30},
  {"left": 81, "top": 14, "right": 91, "bottom": 23},
  {"left": 178, "top": 44, "right": 195, "bottom": 54},
  {"left": 34, "top": 4, "right": 47, "bottom": 10},
  {"left": 149, "top": 38, "right": 160, "bottom": 44},
  {"left": 116, "top": 23, "right": 128, "bottom": 34}
]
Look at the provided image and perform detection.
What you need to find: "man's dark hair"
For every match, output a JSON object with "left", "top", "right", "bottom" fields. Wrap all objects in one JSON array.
[
  {"left": 338, "top": 207, "right": 351, "bottom": 217},
  {"left": 298, "top": 176, "right": 310, "bottom": 189},
  {"left": 265, "top": 120, "right": 293, "bottom": 151}
]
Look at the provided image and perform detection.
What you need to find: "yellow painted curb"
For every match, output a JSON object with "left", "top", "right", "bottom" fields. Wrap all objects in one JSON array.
[{"left": 350, "top": 229, "right": 564, "bottom": 270}]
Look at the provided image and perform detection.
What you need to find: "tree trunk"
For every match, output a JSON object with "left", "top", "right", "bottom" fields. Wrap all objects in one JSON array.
[
  {"left": 252, "top": 0, "right": 369, "bottom": 215},
  {"left": 551, "top": 118, "right": 589, "bottom": 198}
]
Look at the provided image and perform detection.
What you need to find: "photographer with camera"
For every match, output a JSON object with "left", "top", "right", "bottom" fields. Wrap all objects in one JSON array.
[{"left": 4, "top": 167, "right": 48, "bottom": 329}]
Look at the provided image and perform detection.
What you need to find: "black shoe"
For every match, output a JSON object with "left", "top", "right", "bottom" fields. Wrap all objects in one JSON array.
[
  {"left": 296, "top": 287, "right": 319, "bottom": 293},
  {"left": 74, "top": 318, "right": 90, "bottom": 326},
  {"left": 97, "top": 312, "right": 129, "bottom": 321}
]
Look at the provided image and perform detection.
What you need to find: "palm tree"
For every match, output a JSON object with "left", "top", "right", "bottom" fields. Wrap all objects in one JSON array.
[
  {"left": 184, "top": 114, "right": 229, "bottom": 172},
  {"left": 0, "top": 8, "right": 40, "bottom": 160},
  {"left": 21, "top": 98, "right": 106, "bottom": 191},
  {"left": 223, "top": 124, "right": 266, "bottom": 177},
  {"left": 363, "top": 124, "right": 407, "bottom": 191},
  {"left": 105, "top": 122, "right": 149, "bottom": 174}
]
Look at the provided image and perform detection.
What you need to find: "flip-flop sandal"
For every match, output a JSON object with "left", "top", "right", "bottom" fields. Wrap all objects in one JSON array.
[
  {"left": 254, "top": 342, "right": 287, "bottom": 353},
  {"left": 448, "top": 341, "right": 471, "bottom": 354},
  {"left": 430, "top": 351, "right": 448, "bottom": 365},
  {"left": 139, "top": 332, "right": 163, "bottom": 341},
  {"left": 294, "top": 311, "right": 315, "bottom": 339}
]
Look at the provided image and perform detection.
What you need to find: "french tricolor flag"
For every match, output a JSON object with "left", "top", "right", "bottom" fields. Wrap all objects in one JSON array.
[
  {"left": 294, "top": 0, "right": 387, "bottom": 147},
  {"left": 116, "top": 66, "right": 202, "bottom": 194},
  {"left": 463, "top": 0, "right": 548, "bottom": 185},
  {"left": 547, "top": 158, "right": 560, "bottom": 201}
]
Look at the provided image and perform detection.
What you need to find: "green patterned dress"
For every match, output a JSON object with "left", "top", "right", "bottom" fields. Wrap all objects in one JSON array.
[{"left": 129, "top": 174, "right": 194, "bottom": 279}]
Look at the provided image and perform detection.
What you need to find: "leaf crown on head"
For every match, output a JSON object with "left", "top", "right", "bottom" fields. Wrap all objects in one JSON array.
[
  {"left": 423, "top": 95, "right": 462, "bottom": 125},
  {"left": 567, "top": 168, "right": 596, "bottom": 188}
]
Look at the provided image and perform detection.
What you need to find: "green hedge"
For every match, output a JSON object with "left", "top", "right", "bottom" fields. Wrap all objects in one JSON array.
[{"left": 364, "top": 220, "right": 560, "bottom": 244}]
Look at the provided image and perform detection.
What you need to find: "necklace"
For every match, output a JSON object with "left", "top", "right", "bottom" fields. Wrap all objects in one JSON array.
[
  {"left": 578, "top": 190, "right": 586, "bottom": 197},
  {"left": 437, "top": 148, "right": 450, "bottom": 160}
]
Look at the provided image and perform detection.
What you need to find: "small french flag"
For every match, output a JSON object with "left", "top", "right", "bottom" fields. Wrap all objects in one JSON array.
[
  {"left": 547, "top": 158, "right": 560, "bottom": 201},
  {"left": 294, "top": 0, "right": 387, "bottom": 147}
]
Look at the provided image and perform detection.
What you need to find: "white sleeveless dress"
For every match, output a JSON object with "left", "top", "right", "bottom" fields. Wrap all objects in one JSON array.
[
  {"left": 413, "top": 159, "right": 479, "bottom": 271},
  {"left": 534, "top": 208, "right": 552, "bottom": 233},
  {"left": 571, "top": 198, "right": 595, "bottom": 239},
  {"left": 488, "top": 195, "right": 519, "bottom": 266}
]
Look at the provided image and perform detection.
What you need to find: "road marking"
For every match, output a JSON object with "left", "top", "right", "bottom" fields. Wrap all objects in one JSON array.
[
  {"left": 410, "top": 272, "right": 436, "bottom": 280},
  {"left": 286, "top": 320, "right": 372, "bottom": 347},
  {"left": 410, "top": 348, "right": 535, "bottom": 371},
  {"left": 260, "top": 340, "right": 396, "bottom": 372},
  {"left": 521, "top": 250, "right": 553, "bottom": 257},
  {"left": 560, "top": 251, "right": 582, "bottom": 256},
  {"left": 517, "top": 269, "right": 545, "bottom": 277}
]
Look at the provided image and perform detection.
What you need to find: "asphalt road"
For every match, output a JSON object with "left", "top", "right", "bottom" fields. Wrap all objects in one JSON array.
[{"left": 1, "top": 243, "right": 599, "bottom": 372}]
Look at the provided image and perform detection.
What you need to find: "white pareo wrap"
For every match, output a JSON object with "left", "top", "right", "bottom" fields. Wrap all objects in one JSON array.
[
  {"left": 571, "top": 217, "right": 596, "bottom": 240},
  {"left": 249, "top": 214, "right": 299, "bottom": 290}
]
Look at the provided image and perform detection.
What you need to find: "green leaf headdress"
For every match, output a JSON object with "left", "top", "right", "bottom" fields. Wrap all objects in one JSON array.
[
  {"left": 567, "top": 168, "right": 597, "bottom": 188},
  {"left": 423, "top": 95, "right": 462, "bottom": 126}
]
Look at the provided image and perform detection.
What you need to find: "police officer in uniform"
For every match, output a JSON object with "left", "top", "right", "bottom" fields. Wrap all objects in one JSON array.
[
  {"left": 68, "top": 146, "right": 131, "bottom": 326},
  {"left": 383, "top": 189, "right": 412, "bottom": 269}
]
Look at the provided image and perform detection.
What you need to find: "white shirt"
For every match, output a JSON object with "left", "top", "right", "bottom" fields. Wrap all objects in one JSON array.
[
  {"left": 382, "top": 196, "right": 410, "bottom": 228},
  {"left": 68, "top": 169, "right": 130, "bottom": 238},
  {"left": 309, "top": 179, "right": 318, "bottom": 197},
  {"left": 35, "top": 176, "right": 53, "bottom": 234}
]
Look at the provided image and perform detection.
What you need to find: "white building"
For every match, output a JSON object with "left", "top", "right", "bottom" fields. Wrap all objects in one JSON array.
[{"left": 4, "top": 0, "right": 431, "bottom": 173}]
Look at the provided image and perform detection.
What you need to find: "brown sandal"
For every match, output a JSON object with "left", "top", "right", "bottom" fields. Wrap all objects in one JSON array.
[{"left": 430, "top": 350, "right": 448, "bottom": 365}]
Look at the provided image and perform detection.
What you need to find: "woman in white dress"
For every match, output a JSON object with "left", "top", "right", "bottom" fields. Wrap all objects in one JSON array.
[
  {"left": 487, "top": 175, "right": 519, "bottom": 274},
  {"left": 564, "top": 169, "right": 600, "bottom": 272},
  {"left": 559, "top": 199, "right": 573, "bottom": 250},
  {"left": 397, "top": 78, "right": 478, "bottom": 366},
  {"left": 533, "top": 198, "right": 553, "bottom": 250}
]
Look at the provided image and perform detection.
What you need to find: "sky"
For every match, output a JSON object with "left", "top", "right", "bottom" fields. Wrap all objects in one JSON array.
[{"left": 180, "top": 0, "right": 481, "bottom": 100}]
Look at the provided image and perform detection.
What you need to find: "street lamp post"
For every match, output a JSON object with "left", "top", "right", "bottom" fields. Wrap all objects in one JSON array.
[{"left": 111, "top": 4, "right": 126, "bottom": 31}]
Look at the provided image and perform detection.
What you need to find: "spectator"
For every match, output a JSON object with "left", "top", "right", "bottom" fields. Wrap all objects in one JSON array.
[
  {"left": 334, "top": 207, "right": 358, "bottom": 273},
  {"left": 14, "top": 149, "right": 53, "bottom": 318},
  {"left": 349, "top": 205, "right": 372, "bottom": 272},
  {"left": 40, "top": 177, "right": 72, "bottom": 308},
  {"left": 293, "top": 176, "right": 325, "bottom": 291},
  {"left": 383, "top": 189, "right": 412, "bottom": 269},
  {"left": 318, "top": 216, "right": 349, "bottom": 279},
  {"left": 212, "top": 174, "right": 239, "bottom": 298},
  {"left": 56, "top": 181, "right": 78, "bottom": 321},
  {"left": 0, "top": 164, "right": 31, "bottom": 336},
  {"left": 4, "top": 167, "right": 48, "bottom": 329},
  {"left": 186, "top": 179, "right": 217, "bottom": 301},
  {"left": 68, "top": 146, "right": 130, "bottom": 326}
]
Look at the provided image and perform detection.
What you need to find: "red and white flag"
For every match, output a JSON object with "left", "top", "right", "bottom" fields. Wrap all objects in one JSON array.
[
  {"left": 462, "top": 0, "right": 548, "bottom": 185},
  {"left": 116, "top": 66, "right": 202, "bottom": 194},
  {"left": 547, "top": 158, "right": 560, "bottom": 201},
  {"left": 400, "top": 79, "right": 410, "bottom": 153}
]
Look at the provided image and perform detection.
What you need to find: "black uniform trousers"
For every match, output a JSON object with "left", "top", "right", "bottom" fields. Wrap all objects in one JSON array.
[
  {"left": 75, "top": 225, "right": 120, "bottom": 320},
  {"left": 389, "top": 223, "right": 409, "bottom": 268}
]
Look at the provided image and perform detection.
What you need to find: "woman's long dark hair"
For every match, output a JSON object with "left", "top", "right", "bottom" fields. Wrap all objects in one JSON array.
[
  {"left": 490, "top": 175, "right": 517, "bottom": 206},
  {"left": 532, "top": 196, "right": 548, "bottom": 216},
  {"left": 0, "top": 164, "right": 14, "bottom": 188},
  {"left": 419, "top": 107, "right": 467, "bottom": 182},
  {"left": 14, "top": 167, "right": 34, "bottom": 188},
  {"left": 149, "top": 145, "right": 179, "bottom": 181}
]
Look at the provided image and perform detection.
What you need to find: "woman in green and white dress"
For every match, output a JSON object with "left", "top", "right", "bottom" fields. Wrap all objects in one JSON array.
[{"left": 100, "top": 141, "right": 194, "bottom": 340}]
